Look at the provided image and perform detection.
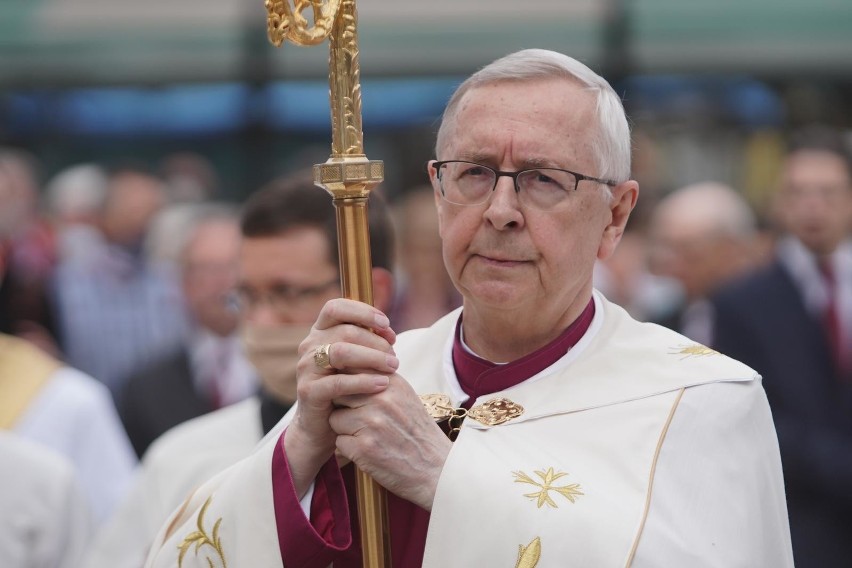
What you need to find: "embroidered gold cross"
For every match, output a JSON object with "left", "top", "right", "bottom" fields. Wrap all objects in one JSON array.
[{"left": 513, "top": 467, "right": 583, "bottom": 509}]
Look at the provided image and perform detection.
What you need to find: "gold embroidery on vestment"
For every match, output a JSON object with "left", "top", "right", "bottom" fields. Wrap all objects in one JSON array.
[
  {"left": 177, "top": 496, "right": 227, "bottom": 568},
  {"left": 515, "top": 536, "right": 542, "bottom": 567},
  {"left": 513, "top": 467, "right": 583, "bottom": 509},
  {"left": 624, "top": 388, "right": 685, "bottom": 567},
  {"left": 670, "top": 343, "right": 720, "bottom": 359}
]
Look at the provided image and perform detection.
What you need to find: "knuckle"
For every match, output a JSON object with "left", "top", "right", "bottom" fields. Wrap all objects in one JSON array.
[
  {"left": 364, "top": 412, "right": 385, "bottom": 431},
  {"left": 359, "top": 432, "right": 380, "bottom": 456},
  {"left": 340, "top": 324, "right": 362, "bottom": 344},
  {"left": 296, "top": 356, "right": 313, "bottom": 375},
  {"left": 296, "top": 382, "right": 311, "bottom": 401},
  {"left": 326, "top": 298, "right": 346, "bottom": 319},
  {"left": 298, "top": 335, "right": 315, "bottom": 357},
  {"left": 331, "top": 342, "right": 346, "bottom": 364},
  {"left": 331, "top": 375, "right": 346, "bottom": 397}
]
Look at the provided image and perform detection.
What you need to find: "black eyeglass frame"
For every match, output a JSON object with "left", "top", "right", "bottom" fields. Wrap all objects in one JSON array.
[
  {"left": 227, "top": 277, "right": 340, "bottom": 313},
  {"left": 431, "top": 160, "right": 619, "bottom": 205}
]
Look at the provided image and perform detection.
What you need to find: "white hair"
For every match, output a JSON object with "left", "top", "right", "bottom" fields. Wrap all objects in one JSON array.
[
  {"left": 435, "top": 49, "right": 632, "bottom": 187},
  {"left": 145, "top": 202, "right": 239, "bottom": 267},
  {"left": 656, "top": 182, "right": 757, "bottom": 240},
  {"left": 45, "top": 164, "right": 108, "bottom": 218}
]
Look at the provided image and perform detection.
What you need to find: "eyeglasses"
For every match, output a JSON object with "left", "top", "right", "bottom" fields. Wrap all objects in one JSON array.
[
  {"left": 433, "top": 160, "right": 618, "bottom": 210},
  {"left": 228, "top": 277, "right": 339, "bottom": 314}
]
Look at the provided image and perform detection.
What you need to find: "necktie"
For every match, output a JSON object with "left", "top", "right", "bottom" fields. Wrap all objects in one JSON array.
[
  {"left": 208, "top": 341, "right": 230, "bottom": 409},
  {"left": 818, "top": 260, "right": 845, "bottom": 379}
]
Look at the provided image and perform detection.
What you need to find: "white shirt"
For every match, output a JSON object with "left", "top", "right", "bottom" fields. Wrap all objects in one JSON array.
[
  {"left": 189, "top": 329, "right": 257, "bottom": 407},
  {"left": 777, "top": 236, "right": 852, "bottom": 368}
]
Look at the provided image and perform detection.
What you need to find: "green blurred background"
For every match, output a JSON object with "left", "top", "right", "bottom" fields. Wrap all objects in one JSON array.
[{"left": 2, "top": 0, "right": 851, "bottom": 205}]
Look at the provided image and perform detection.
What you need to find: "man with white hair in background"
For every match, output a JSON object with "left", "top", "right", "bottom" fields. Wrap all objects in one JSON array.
[
  {"left": 52, "top": 166, "right": 187, "bottom": 399},
  {"left": 648, "top": 181, "right": 759, "bottom": 345},
  {"left": 44, "top": 163, "right": 109, "bottom": 262},
  {"left": 145, "top": 49, "right": 792, "bottom": 567},
  {"left": 118, "top": 205, "right": 257, "bottom": 458}
]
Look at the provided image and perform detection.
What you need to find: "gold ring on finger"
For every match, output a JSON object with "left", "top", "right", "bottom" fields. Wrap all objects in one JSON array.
[{"left": 313, "top": 343, "right": 335, "bottom": 371}]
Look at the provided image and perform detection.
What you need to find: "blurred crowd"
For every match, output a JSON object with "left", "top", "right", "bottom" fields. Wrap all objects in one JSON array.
[{"left": 0, "top": 123, "right": 851, "bottom": 567}]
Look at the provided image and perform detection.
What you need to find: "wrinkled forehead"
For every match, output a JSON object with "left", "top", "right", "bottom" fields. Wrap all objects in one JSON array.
[
  {"left": 438, "top": 78, "right": 599, "bottom": 166},
  {"left": 783, "top": 149, "right": 852, "bottom": 188}
]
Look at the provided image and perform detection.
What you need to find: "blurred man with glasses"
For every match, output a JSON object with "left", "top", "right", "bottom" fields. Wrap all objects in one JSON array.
[
  {"left": 147, "top": 49, "right": 792, "bottom": 568},
  {"left": 84, "top": 178, "right": 394, "bottom": 568}
]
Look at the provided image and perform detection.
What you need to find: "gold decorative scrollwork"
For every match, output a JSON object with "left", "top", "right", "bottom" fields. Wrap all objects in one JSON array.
[
  {"left": 468, "top": 398, "right": 525, "bottom": 426},
  {"left": 420, "top": 394, "right": 455, "bottom": 421},
  {"left": 420, "top": 394, "right": 525, "bottom": 440},
  {"left": 265, "top": 0, "right": 365, "bottom": 158},
  {"left": 265, "top": 0, "right": 341, "bottom": 47},
  {"left": 328, "top": 0, "right": 364, "bottom": 156},
  {"left": 420, "top": 394, "right": 525, "bottom": 427}
]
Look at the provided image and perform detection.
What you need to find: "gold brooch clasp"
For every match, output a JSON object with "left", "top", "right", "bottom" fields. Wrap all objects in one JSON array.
[{"left": 419, "top": 394, "right": 524, "bottom": 440}]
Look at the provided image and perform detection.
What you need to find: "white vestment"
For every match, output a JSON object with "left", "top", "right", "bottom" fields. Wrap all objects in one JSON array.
[
  {"left": 83, "top": 397, "right": 262, "bottom": 568},
  {"left": 14, "top": 366, "right": 138, "bottom": 525},
  {"left": 0, "top": 431, "right": 92, "bottom": 568},
  {"left": 145, "top": 292, "right": 793, "bottom": 567}
]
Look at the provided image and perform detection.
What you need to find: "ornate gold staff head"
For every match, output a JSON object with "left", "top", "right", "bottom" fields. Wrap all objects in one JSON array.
[
  {"left": 266, "top": 0, "right": 339, "bottom": 47},
  {"left": 264, "top": 0, "right": 383, "bottom": 198}
]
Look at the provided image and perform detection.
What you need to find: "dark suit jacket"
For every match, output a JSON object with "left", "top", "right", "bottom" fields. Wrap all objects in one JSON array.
[
  {"left": 711, "top": 260, "right": 852, "bottom": 567},
  {"left": 119, "top": 348, "right": 215, "bottom": 458}
]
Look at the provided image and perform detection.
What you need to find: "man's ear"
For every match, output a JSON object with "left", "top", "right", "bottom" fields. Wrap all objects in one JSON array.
[
  {"left": 428, "top": 161, "right": 446, "bottom": 237},
  {"left": 597, "top": 180, "right": 639, "bottom": 261},
  {"left": 371, "top": 267, "right": 395, "bottom": 315}
]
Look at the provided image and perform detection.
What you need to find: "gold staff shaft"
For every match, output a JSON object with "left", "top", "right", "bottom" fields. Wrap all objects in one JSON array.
[
  {"left": 330, "top": 197, "right": 392, "bottom": 568},
  {"left": 265, "top": 0, "right": 390, "bottom": 565}
]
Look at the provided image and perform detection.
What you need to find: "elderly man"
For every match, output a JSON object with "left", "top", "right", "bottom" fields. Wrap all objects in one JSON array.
[
  {"left": 648, "top": 182, "right": 759, "bottom": 344},
  {"left": 119, "top": 205, "right": 257, "bottom": 458},
  {"left": 146, "top": 49, "right": 792, "bottom": 567},
  {"left": 53, "top": 166, "right": 187, "bottom": 399}
]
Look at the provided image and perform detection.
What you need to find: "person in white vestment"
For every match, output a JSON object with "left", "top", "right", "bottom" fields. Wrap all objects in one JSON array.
[
  {"left": 83, "top": 179, "right": 394, "bottom": 568},
  {"left": 0, "top": 331, "right": 138, "bottom": 526},
  {"left": 0, "top": 431, "right": 92, "bottom": 568},
  {"left": 145, "top": 49, "right": 793, "bottom": 567}
]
